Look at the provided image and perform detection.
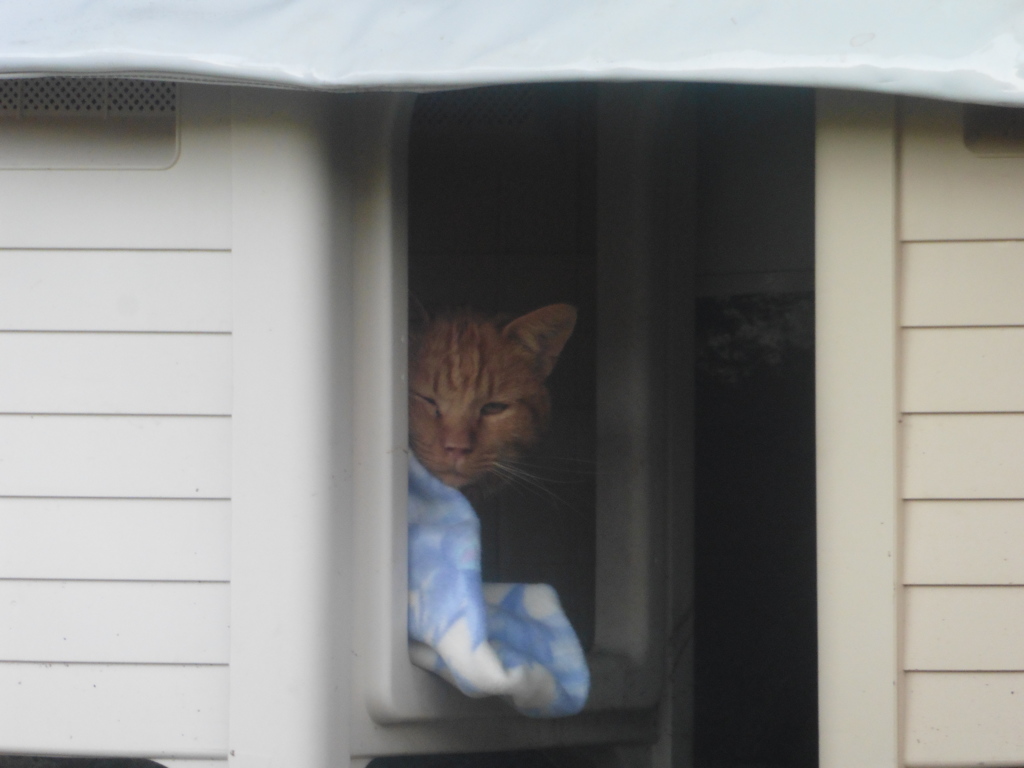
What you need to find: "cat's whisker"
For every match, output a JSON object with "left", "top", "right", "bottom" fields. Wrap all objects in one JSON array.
[
  {"left": 500, "top": 476, "right": 573, "bottom": 511},
  {"left": 499, "top": 457, "right": 596, "bottom": 480},
  {"left": 538, "top": 455, "right": 598, "bottom": 465},
  {"left": 489, "top": 462, "right": 580, "bottom": 512},
  {"left": 494, "top": 461, "right": 562, "bottom": 488},
  {"left": 505, "top": 460, "right": 598, "bottom": 473},
  {"left": 507, "top": 467, "right": 595, "bottom": 480}
]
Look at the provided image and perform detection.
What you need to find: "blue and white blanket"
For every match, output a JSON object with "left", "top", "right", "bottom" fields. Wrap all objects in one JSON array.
[{"left": 407, "top": 454, "right": 589, "bottom": 717}]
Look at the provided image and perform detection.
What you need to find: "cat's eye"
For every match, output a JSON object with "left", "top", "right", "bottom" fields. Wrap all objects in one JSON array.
[
  {"left": 480, "top": 402, "right": 509, "bottom": 416},
  {"left": 413, "top": 393, "right": 441, "bottom": 417}
]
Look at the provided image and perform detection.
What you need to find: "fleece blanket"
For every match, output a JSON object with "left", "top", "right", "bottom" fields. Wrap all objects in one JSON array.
[{"left": 407, "top": 454, "right": 589, "bottom": 717}]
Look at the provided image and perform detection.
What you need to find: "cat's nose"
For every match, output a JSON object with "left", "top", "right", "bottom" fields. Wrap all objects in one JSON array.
[
  {"left": 443, "top": 441, "right": 473, "bottom": 458},
  {"left": 442, "top": 430, "right": 473, "bottom": 457}
]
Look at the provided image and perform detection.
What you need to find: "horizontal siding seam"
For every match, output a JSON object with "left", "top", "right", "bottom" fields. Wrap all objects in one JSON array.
[
  {"left": 905, "top": 584, "right": 1024, "bottom": 589},
  {"left": 0, "top": 577, "right": 230, "bottom": 584},
  {"left": 0, "top": 660, "right": 229, "bottom": 667},
  {"left": 0, "top": 495, "right": 231, "bottom": 501},
  {"left": 0, "top": 247, "right": 232, "bottom": 253},
  {"left": 901, "top": 238, "right": 1024, "bottom": 245},
  {"left": 904, "top": 582, "right": 1024, "bottom": 587},
  {"left": 0, "top": 329, "right": 232, "bottom": 335},
  {"left": 906, "top": 667, "right": 1024, "bottom": 672},
  {"left": 909, "top": 499, "right": 1024, "bottom": 505},
  {"left": 0, "top": 415, "right": 232, "bottom": 421},
  {"left": 900, "top": 323, "right": 1024, "bottom": 330},
  {"left": 901, "top": 411, "right": 1024, "bottom": 416},
  {"left": 115, "top": 761, "right": 228, "bottom": 765},
  {"left": 904, "top": 669, "right": 1024, "bottom": 675}
]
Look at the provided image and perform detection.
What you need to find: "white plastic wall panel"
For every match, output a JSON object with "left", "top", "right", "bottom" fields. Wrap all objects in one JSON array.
[
  {"left": 0, "top": 332, "right": 231, "bottom": 415},
  {"left": 904, "top": 501, "right": 1024, "bottom": 585},
  {"left": 0, "top": 498, "right": 230, "bottom": 581},
  {"left": 228, "top": 88, "right": 352, "bottom": 768},
  {"left": 0, "top": 83, "right": 232, "bottom": 759},
  {"left": 900, "top": 99, "right": 1024, "bottom": 242},
  {"left": 902, "top": 241, "right": 1024, "bottom": 328},
  {"left": 0, "top": 415, "right": 230, "bottom": 498},
  {"left": 0, "top": 86, "right": 231, "bottom": 250},
  {"left": 0, "top": 581, "right": 229, "bottom": 663},
  {"left": 905, "top": 672, "right": 1024, "bottom": 767},
  {"left": 0, "top": 250, "right": 231, "bottom": 332},
  {"left": 158, "top": 762, "right": 228, "bottom": 768},
  {"left": 905, "top": 587, "right": 1024, "bottom": 670},
  {"left": 902, "top": 414, "right": 1024, "bottom": 500},
  {"left": 902, "top": 328, "right": 1024, "bottom": 413},
  {"left": 0, "top": 663, "right": 228, "bottom": 757}
]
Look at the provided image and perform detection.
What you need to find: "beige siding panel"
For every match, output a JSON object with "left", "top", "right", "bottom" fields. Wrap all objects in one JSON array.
[
  {"left": 905, "top": 501, "right": 1024, "bottom": 585},
  {"left": 815, "top": 91, "right": 900, "bottom": 768},
  {"left": 901, "top": 98, "right": 1024, "bottom": 241},
  {"left": 0, "top": 333, "right": 231, "bottom": 415},
  {"left": 0, "top": 498, "right": 229, "bottom": 581},
  {"left": 0, "top": 250, "right": 231, "bottom": 332},
  {"left": 0, "top": 581, "right": 229, "bottom": 664},
  {"left": 905, "top": 586, "right": 1024, "bottom": 670},
  {"left": 0, "top": 415, "right": 230, "bottom": 498},
  {"left": 905, "top": 672, "right": 1024, "bottom": 767},
  {"left": 902, "top": 327, "right": 1024, "bottom": 413},
  {"left": 0, "top": 662, "right": 227, "bottom": 756},
  {"left": 902, "top": 241, "right": 1024, "bottom": 328},
  {"left": 903, "top": 414, "right": 1024, "bottom": 499},
  {"left": 0, "top": 86, "right": 231, "bottom": 250}
]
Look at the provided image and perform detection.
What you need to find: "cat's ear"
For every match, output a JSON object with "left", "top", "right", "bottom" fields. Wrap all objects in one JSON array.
[
  {"left": 408, "top": 294, "right": 431, "bottom": 356},
  {"left": 502, "top": 303, "right": 577, "bottom": 379}
]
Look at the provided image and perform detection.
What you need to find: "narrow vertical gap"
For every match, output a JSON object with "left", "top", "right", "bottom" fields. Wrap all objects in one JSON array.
[{"left": 692, "top": 84, "right": 818, "bottom": 768}]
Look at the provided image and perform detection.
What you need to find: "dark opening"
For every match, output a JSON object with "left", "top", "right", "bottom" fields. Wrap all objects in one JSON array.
[
  {"left": 400, "top": 82, "right": 817, "bottom": 768},
  {"left": 409, "top": 83, "right": 599, "bottom": 648}
]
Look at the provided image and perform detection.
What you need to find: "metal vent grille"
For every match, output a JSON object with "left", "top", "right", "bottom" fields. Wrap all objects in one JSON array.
[
  {"left": 414, "top": 86, "right": 538, "bottom": 132},
  {"left": 0, "top": 78, "right": 176, "bottom": 117},
  {"left": 964, "top": 103, "right": 1024, "bottom": 156}
]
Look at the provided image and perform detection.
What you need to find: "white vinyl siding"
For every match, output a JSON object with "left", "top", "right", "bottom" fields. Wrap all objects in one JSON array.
[
  {"left": 0, "top": 664, "right": 228, "bottom": 757},
  {"left": 902, "top": 241, "right": 1024, "bottom": 327},
  {"left": 0, "top": 498, "right": 230, "bottom": 581},
  {"left": 0, "top": 581, "right": 229, "bottom": 663},
  {"left": 902, "top": 327, "right": 1024, "bottom": 413},
  {"left": 0, "top": 250, "right": 231, "bottom": 332},
  {"left": 905, "top": 673, "right": 1024, "bottom": 768},
  {"left": 899, "top": 97, "right": 1024, "bottom": 767},
  {"left": 905, "top": 587, "right": 1024, "bottom": 670},
  {"left": 904, "top": 501, "right": 1024, "bottom": 585},
  {"left": 0, "top": 333, "right": 231, "bottom": 415},
  {"left": 903, "top": 414, "right": 1024, "bottom": 500},
  {"left": 0, "top": 84, "right": 231, "bottom": 759},
  {"left": 0, "top": 415, "right": 230, "bottom": 498}
]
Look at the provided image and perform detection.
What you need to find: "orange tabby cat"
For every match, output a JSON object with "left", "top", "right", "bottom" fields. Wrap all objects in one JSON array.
[{"left": 408, "top": 303, "right": 577, "bottom": 496}]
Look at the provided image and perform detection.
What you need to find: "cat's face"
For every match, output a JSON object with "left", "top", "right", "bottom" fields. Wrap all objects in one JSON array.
[{"left": 408, "top": 304, "right": 576, "bottom": 490}]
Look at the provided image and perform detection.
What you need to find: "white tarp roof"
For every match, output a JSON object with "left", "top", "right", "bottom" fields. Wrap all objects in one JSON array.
[{"left": 2, "top": 1, "right": 1024, "bottom": 104}]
